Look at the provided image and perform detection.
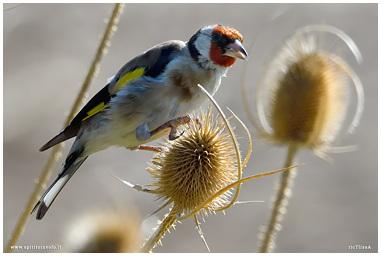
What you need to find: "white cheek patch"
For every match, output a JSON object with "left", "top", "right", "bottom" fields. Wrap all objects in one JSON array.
[
  {"left": 44, "top": 175, "right": 69, "bottom": 207},
  {"left": 195, "top": 25, "right": 216, "bottom": 60},
  {"left": 195, "top": 33, "right": 222, "bottom": 69},
  {"left": 195, "top": 33, "right": 212, "bottom": 61}
]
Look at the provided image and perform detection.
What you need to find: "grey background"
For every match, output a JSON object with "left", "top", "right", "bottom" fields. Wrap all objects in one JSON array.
[{"left": 3, "top": 3, "right": 377, "bottom": 253}]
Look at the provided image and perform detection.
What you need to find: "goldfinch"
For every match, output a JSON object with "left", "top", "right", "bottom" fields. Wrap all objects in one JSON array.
[{"left": 32, "top": 24, "right": 248, "bottom": 220}]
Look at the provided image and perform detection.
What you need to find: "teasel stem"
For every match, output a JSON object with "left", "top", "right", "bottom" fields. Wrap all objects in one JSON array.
[
  {"left": 176, "top": 164, "right": 302, "bottom": 222},
  {"left": 5, "top": 4, "right": 124, "bottom": 252},
  {"left": 194, "top": 215, "right": 210, "bottom": 252},
  {"left": 140, "top": 208, "right": 177, "bottom": 253},
  {"left": 3, "top": 3, "right": 22, "bottom": 12},
  {"left": 197, "top": 84, "right": 251, "bottom": 212},
  {"left": 259, "top": 142, "right": 298, "bottom": 253}
]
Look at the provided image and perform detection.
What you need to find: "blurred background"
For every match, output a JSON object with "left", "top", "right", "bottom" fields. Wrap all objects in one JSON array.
[{"left": 3, "top": 3, "right": 377, "bottom": 253}]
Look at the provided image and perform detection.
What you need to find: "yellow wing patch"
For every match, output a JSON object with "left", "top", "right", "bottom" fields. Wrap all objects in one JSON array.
[
  {"left": 117, "top": 67, "right": 146, "bottom": 91},
  {"left": 82, "top": 67, "right": 146, "bottom": 121},
  {"left": 82, "top": 103, "right": 108, "bottom": 121}
]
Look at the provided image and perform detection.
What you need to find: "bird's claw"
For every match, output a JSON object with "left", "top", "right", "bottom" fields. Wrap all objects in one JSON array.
[{"left": 149, "top": 115, "right": 191, "bottom": 141}]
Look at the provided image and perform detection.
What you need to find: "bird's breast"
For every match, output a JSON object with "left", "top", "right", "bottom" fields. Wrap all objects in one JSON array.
[{"left": 165, "top": 68, "right": 221, "bottom": 118}]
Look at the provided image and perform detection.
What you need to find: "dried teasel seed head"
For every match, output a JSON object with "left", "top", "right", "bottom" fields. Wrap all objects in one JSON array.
[
  {"left": 63, "top": 207, "right": 142, "bottom": 253},
  {"left": 255, "top": 25, "right": 363, "bottom": 157},
  {"left": 148, "top": 108, "right": 238, "bottom": 217},
  {"left": 269, "top": 53, "right": 347, "bottom": 148}
]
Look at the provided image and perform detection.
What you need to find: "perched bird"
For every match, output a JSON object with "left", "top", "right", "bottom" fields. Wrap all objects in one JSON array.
[{"left": 32, "top": 24, "right": 248, "bottom": 220}]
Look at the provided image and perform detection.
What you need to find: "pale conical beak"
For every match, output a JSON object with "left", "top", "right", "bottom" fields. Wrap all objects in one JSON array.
[{"left": 223, "top": 40, "right": 248, "bottom": 60}]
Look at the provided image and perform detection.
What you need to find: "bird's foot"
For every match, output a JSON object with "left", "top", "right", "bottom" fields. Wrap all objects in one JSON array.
[
  {"left": 150, "top": 115, "right": 192, "bottom": 141},
  {"left": 137, "top": 145, "right": 162, "bottom": 152}
]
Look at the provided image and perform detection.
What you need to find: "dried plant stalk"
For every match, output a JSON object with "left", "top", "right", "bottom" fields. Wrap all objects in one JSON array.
[
  {"left": 241, "top": 25, "right": 363, "bottom": 253},
  {"left": 3, "top": 3, "right": 22, "bottom": 12},
  {"left": 5, "top": 4, "right": 124, "bottom": 252},
  {"left": 259, "top": 143, "right": 298, "bottom": 252},
  {"left": 140, "top": 208, "right": 177, "bottom": 253}
]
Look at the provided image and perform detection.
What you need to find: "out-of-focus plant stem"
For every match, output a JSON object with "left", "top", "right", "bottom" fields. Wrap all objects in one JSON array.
[
  {"left": 5, "top": 3, "right": 124, "bottom": 252},
  {"left": 259, "top": 142, "right": 298, "bottom": 253}
]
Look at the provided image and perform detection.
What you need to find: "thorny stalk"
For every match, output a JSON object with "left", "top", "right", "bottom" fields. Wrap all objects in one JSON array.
[
  {"left": 259, "top": 142, "right": 298, "bottom": 252},
  {"left": 140, "top": 209, "right": 177, "bottom": 253},
  {"left": 5, "top": 4, "right": 124, "bottom": 252}
]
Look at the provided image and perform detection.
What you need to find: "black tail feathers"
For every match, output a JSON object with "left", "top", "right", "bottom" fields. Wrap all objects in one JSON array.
[{"left": 31, "top": 155, "right": 88, "bottom": 220}]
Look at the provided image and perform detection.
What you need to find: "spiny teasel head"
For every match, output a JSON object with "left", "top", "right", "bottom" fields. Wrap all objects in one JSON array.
[
  {"left": 136, "top": 97, "right": 292, "bottom": 252},
  {"left": 63, "top": 207, "right": 142, "bottom": 253},
  {"left": 147, "top": 107, "right": 238, "bottom": 216},
  {"left": 269, "top": 52, "right": 347, "bottom": 149},
  {"left": 253, "top": 25, "right": 363, "bottom": 158}
]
